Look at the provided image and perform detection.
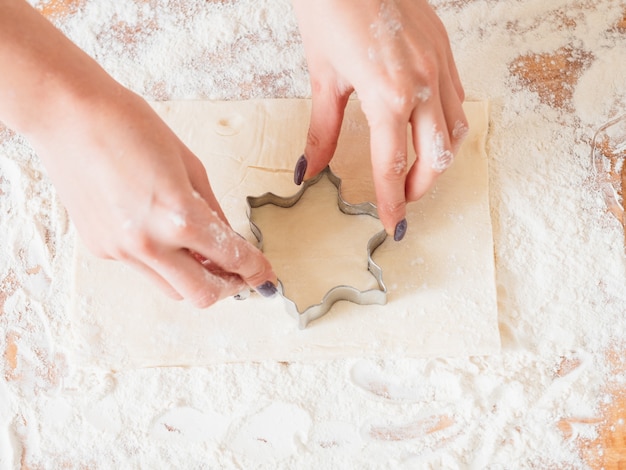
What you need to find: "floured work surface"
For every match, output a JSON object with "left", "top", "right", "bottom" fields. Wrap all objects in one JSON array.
[{"left": 69, "top": 100, "right": 498, "bottom": 368}]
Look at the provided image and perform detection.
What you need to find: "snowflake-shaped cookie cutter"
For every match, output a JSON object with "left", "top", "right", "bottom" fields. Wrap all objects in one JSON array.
[{"left": 246, "top": 166, "right": 388, "bottom": 329}]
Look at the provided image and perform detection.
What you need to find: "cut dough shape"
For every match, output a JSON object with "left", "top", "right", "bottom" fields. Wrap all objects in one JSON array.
[
  {"left": 68, "top": 100, "right": 499, "bottom": 368},
  {"left": 250, "top": 175, "right": 382, "bottom": 311}
]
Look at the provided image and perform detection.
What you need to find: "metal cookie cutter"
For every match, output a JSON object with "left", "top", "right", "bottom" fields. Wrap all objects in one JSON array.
[{"left": 246, "top": 166, "right": 388, "bottom": 329}]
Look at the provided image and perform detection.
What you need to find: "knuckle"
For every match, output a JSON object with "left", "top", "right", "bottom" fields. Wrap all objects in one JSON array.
[
  {"left": 190, "top": 273, "right": 222, "bottom": 308},
  {"left": 451, "top": 118, "right": 469, "bottom": 154},
  {"left": 247, "top": 262, "right": 270, "bottom": 287},
  {"left": 189, "top": 159, "right": 209, "bottom": 180},
  {"left": 419, "top": 55, "right": 440, "bottom": 85},
  {"left": 377, "top": 82, "right": 415, "bottom": 117},
  {"left": 167, "top": 199, "right": 195, "bottom": 232},
  {"left": 306, "top": 128, "right": 322, "bottom": 150},
  {"left": 211, "top": 225, "right": 241, "bottom": 259},
  {"left": 386, "top": 150, "right": 408, "bottom": 177},
  {"left": 229, "top": 244, "right": 270, "bottom": 286},
  {"left": 226, "top": 251, "right": 245, "bottom": 272},
  {"left": 169, "top": 217, "right": 193, "bottom": 240},
  {"left": 191, "top": 288, "right": 219, "bottom": 309},
  {"left": 361, "top": 76, "right": 413, "bottom": 119},
  {"left": 235, "top": 246, "right": 267, "bottom": 282},
  {"left": 122, "top": 231, "right": 156, "bottom": 260},
  {"left": 379, "top": 156, "right": 408, "bottom": 184},
  {"left": 306, "top": 127, "right": 338, "bottom": 154},
  {"left": 190, "top": 270, "right": 244, "bottom": 308},
  {"left": 452, "top": 118, "right": 470, "bottom": 142},
  {"left": 388, "top": 93, "right": 412, "bottom": 115},
  {"left": 158, "top": 283, "right": 183, "bottom": 301},
  {"left": 456, "top": 84, "right": 466, "bottom": 103},
  {"left": 381, "top": 198, "right": 406, "bottom": 216},
  {"left": 310, "top": 78, "right": 325, "bottom": 95}
]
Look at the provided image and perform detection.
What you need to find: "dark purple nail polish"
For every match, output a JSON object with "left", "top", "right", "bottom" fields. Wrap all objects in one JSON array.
[
  {"left": 294, "top": 154, "right": 307, "bottom": 185},
  {"left": 394, "top": 219, "right": 408, "bottom": 242},
  {"left": 256, "top": 281, "right": 278, "bottom": 298}
]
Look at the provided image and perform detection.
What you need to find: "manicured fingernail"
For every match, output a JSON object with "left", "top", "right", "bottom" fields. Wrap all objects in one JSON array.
[
  {"left": 294, "top": 154, "right": 307, "bottom": 185},
  {"left": 394, "top": 219, "right": 408, "bottom": 242},
  {"left": 256, "top": 281, "right": 278, "bottom": 298}
]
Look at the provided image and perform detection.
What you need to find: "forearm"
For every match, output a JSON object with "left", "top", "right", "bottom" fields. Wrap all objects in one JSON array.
[
  {"left": 0, "top": 0, "right": 123, "bottom": 141},
  {"left": 0, "top": 0, "right": 278, "bottom": 305}
]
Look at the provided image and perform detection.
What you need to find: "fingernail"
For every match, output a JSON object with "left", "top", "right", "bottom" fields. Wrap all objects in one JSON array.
[
  {"left": 294, "top": 154, "right": 307, "bottom": 185},
  {"left": 394, "top": 219, "right": 408, "bottom": 242},
  {"left": 256, "top": 281, "right": 278, "bottom": 298}
]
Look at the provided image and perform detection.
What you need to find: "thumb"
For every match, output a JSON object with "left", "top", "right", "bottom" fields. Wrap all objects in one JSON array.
[{"left": 294, "top": 80, "right": 352, "bottom": 185}]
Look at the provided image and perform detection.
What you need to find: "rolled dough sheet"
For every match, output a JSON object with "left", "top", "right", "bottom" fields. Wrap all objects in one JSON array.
[{"left": 68, "top": 100, "right": 499, "bottom": 368}]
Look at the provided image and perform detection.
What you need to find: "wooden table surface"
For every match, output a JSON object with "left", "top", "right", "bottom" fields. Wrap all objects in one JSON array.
[
  {"left": 509, "top": 19, "right": 626, "bottom": 468},
  {"left": 6, "top": 0, "right": 625, "bottom": 467},
  {"left": 36, "top": 0, "right": 626, "bottom": 467},
  {"left": 505, "top": 10, "right": 626, "bottom": 467}
]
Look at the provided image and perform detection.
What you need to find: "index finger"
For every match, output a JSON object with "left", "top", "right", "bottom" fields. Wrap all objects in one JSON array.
[
  {"left": 198, "top": 218, "right": 277, "bottom": 294},
  {"left": 175, "top": 201, "right": 278, "bottom": 297},
  {"left": 369, "top": 117, "right": 410, "bottom": 242}
]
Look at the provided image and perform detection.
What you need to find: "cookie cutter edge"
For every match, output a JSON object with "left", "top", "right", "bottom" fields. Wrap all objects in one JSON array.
[{"left": 246, "top": 166, "right": 388, "bottom": 329}]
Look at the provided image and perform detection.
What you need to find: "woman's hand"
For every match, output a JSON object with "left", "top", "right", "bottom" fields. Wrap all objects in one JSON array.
[
  {"left": 39, "top": 89, "right": 278, "bottom": 307},
  {"left": 1, "top": 0, "right": 277, "bottom": 307},
  {"left": 292, "top": 0, "right": 467, "bottom": 241}
]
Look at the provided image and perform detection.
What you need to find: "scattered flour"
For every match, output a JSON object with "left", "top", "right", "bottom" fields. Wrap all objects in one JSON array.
[{"left": 1, "top": 0, "right": 626, "bottom": 467}]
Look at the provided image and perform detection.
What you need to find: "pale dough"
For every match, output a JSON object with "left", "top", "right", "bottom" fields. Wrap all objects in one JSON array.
[
  {"left": 69, "top": 100, "right": 499, "bottom": 368},
  {"left": 251, "top": 176, "right": 382, "bottom": 310}
]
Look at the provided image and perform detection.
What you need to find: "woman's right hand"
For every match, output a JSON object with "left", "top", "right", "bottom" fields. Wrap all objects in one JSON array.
[{"left": 292, "top": 0, "right": 467, "bottom": 241}]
